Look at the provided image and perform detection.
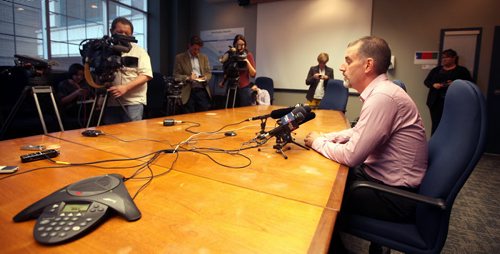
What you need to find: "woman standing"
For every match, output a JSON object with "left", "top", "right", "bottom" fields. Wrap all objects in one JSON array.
[{"left": 424, "top": 49, "right": 472, "bottom": 134}]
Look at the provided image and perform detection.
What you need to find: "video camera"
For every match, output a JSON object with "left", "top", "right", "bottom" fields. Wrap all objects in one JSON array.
[
  {"left": 11, "top": 55, "right": 52, "bottom": 85},
  {"left": 163, "top": 76, "right": 184, "bottom": 96},
  {"left": 220, "top": 46, "right": 247, "bottom": 79},
  {"left": 79, "top": 34, "right": 137, "bottom": 88}
]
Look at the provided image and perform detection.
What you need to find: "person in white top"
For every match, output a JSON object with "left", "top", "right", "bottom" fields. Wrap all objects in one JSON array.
[
  {"left": 251, "top": 84, "right": 271, "bottom": 105},
  {"left": 103, "top": 16, "right": 153, "bottom": 124},
  {"left": 305, "top": 52, "right": 334, "bottom": 108}
]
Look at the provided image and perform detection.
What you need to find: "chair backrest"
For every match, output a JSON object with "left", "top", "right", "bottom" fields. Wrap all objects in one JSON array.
[
  {"left": 318, "top": 79, "right": 349, "bottom": 112},
  {"left": 255, "top": 76, "right": 274, "bottom": 104},
  {"left": 416, "top": 80, "right": 487, "bottom": 249},
  {"left": 392, "top": 79, "right": 407, "bottom": 92}
]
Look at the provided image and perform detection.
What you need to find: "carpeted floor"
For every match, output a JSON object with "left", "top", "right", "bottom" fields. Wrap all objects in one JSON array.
[{"left": 342, "top": 153, "right": 500, "bottom": 254}]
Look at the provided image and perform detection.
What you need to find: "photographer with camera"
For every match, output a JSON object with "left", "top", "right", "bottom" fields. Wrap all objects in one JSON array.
[
  {"left": 219, "top": 34, "right": 256, "bottom": 107},
  {"left": 102, "top": 17, "right": 152, "bottom": 124},
  {"left": 305, "top": 52, "right": 334, "bottom": 108},
  {"left": 173, "top": 35, "right": 212, "bottom": 113}
]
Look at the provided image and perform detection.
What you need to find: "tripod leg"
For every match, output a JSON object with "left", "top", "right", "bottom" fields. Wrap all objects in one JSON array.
[
  {"left": 232, "top": 87, "right": 237, "bottom": 108},
  {"left": 32, "top": 91, "right": 48, "bottom": 134},
  {"left": 96, "top": 92, "right": 108, "bottom": 127},
  {"left": 48, "top": 87, "right": 64, "bottom": 131},
  {"left": 116, "top": 98, "right": 132, "bottom": 122},
  {"left": 86, "top": 96, "right": 98, "bottom": 128},
  {"left": 225, "top": 89, "right": 230, "bottom": 109},
  {"left": 0, "top": 86, "right": 30, "bottom": 139}
]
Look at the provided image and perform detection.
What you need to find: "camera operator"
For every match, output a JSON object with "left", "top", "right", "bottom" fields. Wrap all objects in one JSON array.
[
  {"left": 173, "top": 35, "right": 212, "bottom": 113},
  {"left": 103, "top": 16, "right": 152, "bottom": 124},
  {"left": 220, "top": 34, "right": 256, "bottom": 107}
]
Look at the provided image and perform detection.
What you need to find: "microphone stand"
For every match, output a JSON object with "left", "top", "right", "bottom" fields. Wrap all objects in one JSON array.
[
  {"left": 272, "top": 131, "right": 309, "bottom": 159},
  {"left": 259, "top": 118, "right": 267, "bottom": 135}
]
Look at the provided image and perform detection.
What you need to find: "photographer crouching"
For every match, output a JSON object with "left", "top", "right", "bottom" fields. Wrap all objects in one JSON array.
[
  {"left": 94, "top": 17, "right": 152, "bottom": 124},
  {"left": 219, "top": 34, "right": 257, "bottom": 107}
]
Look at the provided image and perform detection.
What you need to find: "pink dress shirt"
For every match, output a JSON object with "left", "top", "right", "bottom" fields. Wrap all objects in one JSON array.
[{"left": 311, "top": 74, "right": 428, "bottom": 188}]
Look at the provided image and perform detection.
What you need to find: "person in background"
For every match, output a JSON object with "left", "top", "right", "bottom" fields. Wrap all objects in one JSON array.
[
  {"left": 424, "top": 48, "right": 472, "bottom": 134},
  {"left": 305, "top": 52, "right": 334, "bottom": 108},
  {"left": 173, "top": 35, "right": 212, "bottom": 113},
  {"left": 103, "top": 16, "right": 153, "bottom": 124},
  {"left": 229, "top": 34, "right": 257, "bottom": 107},
  {"left": 57, "top": 63, "right": 93, "bottom": 129},
  {"left": 250, "top": 83, "right": 270, "bottom": 105},
  {"left": 304, "top": 36, "right": 428, "bottom": 254}
]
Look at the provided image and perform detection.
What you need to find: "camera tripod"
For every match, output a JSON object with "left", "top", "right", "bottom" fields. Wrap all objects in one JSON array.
[
  {"left": 225, "top": 77, "right": 239, "bottom": 108},
  {"left": 0, "top": 85, "right": 64, "bottom": 139},
  {"left": 86, "top": 90, "right": 131, "bottom": 127},
  {"left": 165, "top": 94, "right": 183, "bottom": 115}
]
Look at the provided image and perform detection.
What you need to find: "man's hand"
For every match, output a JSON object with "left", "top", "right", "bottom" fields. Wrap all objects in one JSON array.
[
  {"left": 304, "top": 131, "right": 321, "bottom": 147},
  {"left": 107, "top": 85, "right": 128, "bottom": 98}
]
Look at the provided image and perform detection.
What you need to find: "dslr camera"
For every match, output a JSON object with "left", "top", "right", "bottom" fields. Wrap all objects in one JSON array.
[{"left": 79, "top": 34, "right": 137, "bottom": 88}]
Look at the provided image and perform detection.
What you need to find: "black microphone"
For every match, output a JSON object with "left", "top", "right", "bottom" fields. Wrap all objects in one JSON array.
[
  {"left": 247, "top": 105, "right": 311, "bottom": 121},
  {"left": 269, "top": 105, "right": 311, "bottom": 119},
  {"left": 267, "top": 112, "right": 305, "bottom": 138},
  {"left": 247, "top": 113, "right": 272, "bottom": 121},
  {"left": 300, "top": 112, "right": 316, "bottom": 126},
  {"left": 277, "top": 106, "right": 308, "bottom": 125}
]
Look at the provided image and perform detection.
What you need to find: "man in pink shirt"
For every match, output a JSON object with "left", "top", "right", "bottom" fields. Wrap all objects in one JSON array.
[{"left": 305, "top": 36, "right": 428, "bottom": 253}]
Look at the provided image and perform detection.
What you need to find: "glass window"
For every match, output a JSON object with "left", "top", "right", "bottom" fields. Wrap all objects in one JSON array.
[
  {"left": 117, "top": 0, "right": 147, "bottom": 11},
  {"left": 0, "top": 34, "right": 15, "bottom": 66},
  {"left": 0, "top": 0, "right": 148, "bottom": 69},
  {"left": 108, "top": 2, "right": 147, "bottom": 47}
]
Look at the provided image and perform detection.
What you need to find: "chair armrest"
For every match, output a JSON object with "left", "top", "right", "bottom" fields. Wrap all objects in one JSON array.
[{"left": 351, "top": 181, "right": 446, "bottom": 210}]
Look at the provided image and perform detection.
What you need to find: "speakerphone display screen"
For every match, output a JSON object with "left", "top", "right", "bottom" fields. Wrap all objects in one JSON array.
[{"left": 62, "top": 203, "right": 90, "bottom": 213}]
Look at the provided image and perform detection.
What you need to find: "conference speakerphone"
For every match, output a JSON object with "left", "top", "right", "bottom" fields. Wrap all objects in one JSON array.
[{"left": 13, "top": 174, "right": 141, "bottom": 245}]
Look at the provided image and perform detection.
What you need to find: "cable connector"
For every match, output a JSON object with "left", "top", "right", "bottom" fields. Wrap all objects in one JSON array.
[{"left": 163, "top": 119, "right": 183, "bottom": 126}]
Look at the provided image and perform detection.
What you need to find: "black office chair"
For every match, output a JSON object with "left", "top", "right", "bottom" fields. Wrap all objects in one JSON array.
[
  {"left": 255, "top": 76, "right": 274, "bottom": 104},
  {"left": 318, "top": 79, "right": 349, "bottom": 112},
  {"left": 341, "top": 80, "right": 487, "bottom": 254}
]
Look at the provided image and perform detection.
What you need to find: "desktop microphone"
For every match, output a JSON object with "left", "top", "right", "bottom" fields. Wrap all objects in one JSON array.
[
  {"left": 300, "top": 112, "right": 316, "bottom": 125},
  {"left": 277, "top": 106, "right": 308, "bottom": 125},
  {"left": 267, "top": 112, "right": 305, "bottom": 138}
]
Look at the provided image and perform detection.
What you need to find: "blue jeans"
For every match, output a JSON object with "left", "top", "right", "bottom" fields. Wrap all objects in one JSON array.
[{"left": 103, "top": 104, "right": 143, "bottom": 125}]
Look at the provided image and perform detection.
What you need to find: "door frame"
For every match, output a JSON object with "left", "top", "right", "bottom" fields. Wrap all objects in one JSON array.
[{"left": 439, "top": 27, "right": 482, "bottom": 82}]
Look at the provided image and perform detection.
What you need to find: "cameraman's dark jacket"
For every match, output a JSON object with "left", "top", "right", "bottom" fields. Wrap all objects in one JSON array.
[{"left": 173, "top": 51, "right": 212, "bottom": 104}]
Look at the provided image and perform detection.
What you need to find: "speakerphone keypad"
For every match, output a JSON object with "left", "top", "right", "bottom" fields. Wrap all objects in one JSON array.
[{"left": 33, "top": 201, "right": 108, "bottom": 244}]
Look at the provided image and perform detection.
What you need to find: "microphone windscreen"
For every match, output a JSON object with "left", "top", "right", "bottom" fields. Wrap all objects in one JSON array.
[
  {"left": 301, "top": 112, "right": 316, "bottom": 125},
  {"left": 303, "top": 105, "right": 312, "bottom": 113},
  {"left": 270, "top": 107, "right": 294, "bottom": 119},
  {"left": 291, "top": 106, "right": 307, "bottom": 116}
]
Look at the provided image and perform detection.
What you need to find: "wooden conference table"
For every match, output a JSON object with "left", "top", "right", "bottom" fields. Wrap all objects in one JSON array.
[{"left": 0, "top": 105, "right": 349, "bottom": 253}]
